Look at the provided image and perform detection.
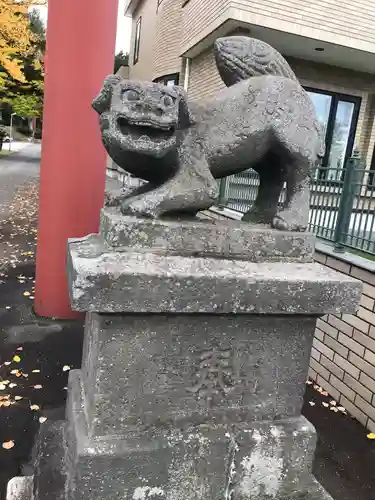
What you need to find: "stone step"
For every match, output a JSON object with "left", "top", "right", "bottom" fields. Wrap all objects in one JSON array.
[
  {"left": 6, "top": 476, "right": 33, "bottom": 500},
  {"left": 33, "top": 421, "right": 67, "bottom": 500}
]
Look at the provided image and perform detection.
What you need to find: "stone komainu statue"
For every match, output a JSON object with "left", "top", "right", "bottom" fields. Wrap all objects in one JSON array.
[{"left": 92, "top": 36, "right": 325, "bottom": 231}]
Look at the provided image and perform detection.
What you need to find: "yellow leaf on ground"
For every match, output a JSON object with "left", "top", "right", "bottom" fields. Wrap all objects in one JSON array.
[
  {"left": 32, "top": 369, "right": 40, "bottom": 373},
  {"left": 367, "top": 433, "right": 375, "bottom": 439},
  {"left": 2, "top": 441, "right": 15, "bottom": 450},
  {"left": 13, "top": 356, "right": 21, "bottom": 363},
  {"left": 23, "top": 292, "right": 30, "bottom": 297}
]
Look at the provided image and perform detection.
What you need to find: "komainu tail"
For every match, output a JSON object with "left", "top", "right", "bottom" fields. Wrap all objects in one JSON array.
[{"left": 214, "top": 36, "right": 299, "bottom": 87}]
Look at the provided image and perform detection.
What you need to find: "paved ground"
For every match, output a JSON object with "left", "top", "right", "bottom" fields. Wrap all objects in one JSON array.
[
  {"left": 0, "top": 146, "right": 375, "bottom": 499},
  {"left": 0, "top": 144, "right": 41, "bottom": 221}
]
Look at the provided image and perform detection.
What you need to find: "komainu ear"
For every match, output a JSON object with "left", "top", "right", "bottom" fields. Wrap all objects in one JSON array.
[
  {"left": 92, "top": 75, "right": 122, "bottom": 114},
  {"left": 174, "top": 86, "right": 195, "bottom": 129}
]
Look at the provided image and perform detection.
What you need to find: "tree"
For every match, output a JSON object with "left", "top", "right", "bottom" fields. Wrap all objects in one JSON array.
[
  {"left": 114, "top": 51, "right": 129, "bottom": 74},
  {"left": 10, "top": 94, "right": 42, "bottom": 117},
  {"left": 0, "top": 0, "right": 46, "bottom": 84},
  {"left": 0, "top": 5, "right": 45, "bottom": 128}
]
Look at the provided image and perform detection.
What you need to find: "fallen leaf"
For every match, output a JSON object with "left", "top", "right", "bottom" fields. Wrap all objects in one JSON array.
[
  {"left": 0, "top": 401, "right": 11, "bottom": 407},
  {"left": 33, "top": 385, "right": 42, "bottom": 389},
  {"left": 330, "top": 400, "right": 337, "bottom": 406},
  {"left": 14, "top": 396, "right": 23, "bottom": 401},
  {"left": 309, "top": 401, "right": 315, "bottom": 406},
  {"left": 63, "top": 365, "right": 71, "bottom": 372},
  {"left": 337, "top": 406, "right": 346, "bottom": 413},
  {"left": 330, "top": 407, "right": 339, "bottom": 412},
  {"left": 10, "top": 370, "right": 18, "bottom": 375},
  {"left": 321, "top": 391, "right": 329, "bottom": 396},
  {"left": 32, "top": 369, "right": 40, "bottom": 373},
  {"left": 23, "top": 291, "right": 30, "bottom": 297},
  {"left": 16, "top": 347, "right": 23, "bottom": 351},
  {"left": 367, "top": 433, "right": 375, "bottom": 439},
  {"left": 0, "top": 385, "right": 6, "bottom": 391},
  {"left": 9, "top": 383, "right": 17, "bottom": 388},
  {"left": 2, "top": 440, "right": 15, "bottom": 450},
  {"left": 4, "top": 362, "right": 11, "bottom": 366},
  {"left": 30, "top": 405, "right": 40, "bottom": 411},
  {"left": 5, "top": 306, "right": 11, "bottom": 310},
  {"left": 322, "top": 402, "right": 329, "bottom": 408},
  {"left": 13, "top": 356, "right": 21, "bottom": 363},
  {"left": 306, "top": 380, "right": 313, "bottom": 385},
  {"left": 1, "top": 381, "right": 10, "bottom": 386},
  {"left": 39, "top": 416, "right": 47, "bottom": 423}
]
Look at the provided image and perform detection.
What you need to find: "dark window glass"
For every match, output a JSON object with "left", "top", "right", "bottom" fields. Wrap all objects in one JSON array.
[
  {"left": 153, "top": 73, "right": 180, "bottom": 86},
  {"left": 133, "top": 17, "right": 142, "bottom": 65},
  {"left": 305, "top": 87, "right": 361, "bottom": 181}
]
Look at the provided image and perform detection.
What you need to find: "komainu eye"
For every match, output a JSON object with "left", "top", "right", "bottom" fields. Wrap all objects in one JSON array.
[
  {"left": 123, "top": 89, "right": 140, "bottom": 101},
  {"left": 162, "top": 95, "right": 175, "bottom": 107}
]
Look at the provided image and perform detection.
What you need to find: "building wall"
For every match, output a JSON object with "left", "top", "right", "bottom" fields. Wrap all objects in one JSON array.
[
  {"left": 205, "top": 207, "right": 375, "bottom": 432},
  {"left": 182, "top": 0, "right": 375, "bottom": 55},
  {"left": 153, "top": 0, "right": 182, "bottom": 80},
  {"left": 129, "top": 0, "right": 157, "bottom": 80},
  {"left": 187, "top": 46, "right": 375, "bottom": 167},
  {"left": 311, "top": 252, "right": 375, "bottom": 431}
]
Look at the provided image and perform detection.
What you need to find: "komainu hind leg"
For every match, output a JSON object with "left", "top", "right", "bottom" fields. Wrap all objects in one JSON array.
[
  {"left": 272, "top": 159, "right": 311, "bottom": 232},
  {"left": 242, "top": 163, "right": 285, "bottom": 225}
]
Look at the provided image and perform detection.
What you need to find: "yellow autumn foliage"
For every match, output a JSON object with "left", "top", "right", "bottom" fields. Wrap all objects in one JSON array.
[{"left": 0, "top": 0, "right": 46, "bottom": 82}]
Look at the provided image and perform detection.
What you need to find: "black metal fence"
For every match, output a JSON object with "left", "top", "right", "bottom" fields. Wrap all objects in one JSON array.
[{"left": 217, "top": 150, "right": 375, "bottom": 256}]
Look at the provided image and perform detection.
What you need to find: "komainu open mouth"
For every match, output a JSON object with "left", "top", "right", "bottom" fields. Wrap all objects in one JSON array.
[{"left": 118, "top": 117, "right": 175, "bottom": 142}]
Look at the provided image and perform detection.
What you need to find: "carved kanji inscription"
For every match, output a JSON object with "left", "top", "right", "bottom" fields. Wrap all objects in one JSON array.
[{"left": 188, "top": 347, "right": 235, "bottom": 399}]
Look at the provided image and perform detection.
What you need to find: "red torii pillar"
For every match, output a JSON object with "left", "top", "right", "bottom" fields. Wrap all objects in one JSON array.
[{"left": 34, "top": 0, "right": 119, "bottom": 318}]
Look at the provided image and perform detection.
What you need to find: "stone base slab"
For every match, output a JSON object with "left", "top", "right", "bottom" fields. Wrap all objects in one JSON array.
[
  {"left": 100, "top": 208, "right": 315, "bottom": 262},
  {"left": 67, "top": 234, "right": 361, "bottom": 314},
  {"left": 8, "top": 409, "right": 334, "bottom": 500}
]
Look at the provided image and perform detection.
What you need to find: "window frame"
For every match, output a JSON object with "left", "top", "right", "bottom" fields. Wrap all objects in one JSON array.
[
  {"left": 304, "top": 86, "right": 361, "bottom": 181},
  {"left": 133, "top": 17, "right": 142, "bottom": 65},
  {"left": 153, "top": 73, "right": 180, "bottom": 87}
]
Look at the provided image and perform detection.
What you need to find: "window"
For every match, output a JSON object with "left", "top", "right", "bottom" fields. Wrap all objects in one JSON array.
[
  {"left": 153, "top": 73, "right": 180, "bottom": 86},
  {"left": 368, "top": 147, "right": 375, "bottom": 187},
  {"left": 305, "top": 88, "right": 361, "bottom": 182},
  {"left": 133, "top": 17, "right": 141, "bottom": 65}
]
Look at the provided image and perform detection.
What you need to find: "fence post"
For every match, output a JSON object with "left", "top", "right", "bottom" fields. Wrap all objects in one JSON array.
[
  {"left": 333, "top": 149, "right": 361, "bottom": 253},
  {"left": 217, "top": 177, "right": 228, "bottom": 209}
]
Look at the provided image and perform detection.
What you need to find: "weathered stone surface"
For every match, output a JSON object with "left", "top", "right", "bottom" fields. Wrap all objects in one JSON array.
[
  {"left": 92, "top": 37, "right": 324, "bottom": 231},
  {"left": 62, "top": 370, "right": 330, "bottom": 500},
  {"left": 100, "top": 208, "right": 315, "bottom": 262},
  {"left": 33, "top": 421, "right": 67, "bottom": 500},
  {"left": 67, "top": 234, "right": 361, "bottom": 314},
  {"left": 6, "top": 477, "right": 32, "bottom": 500},
  {"left": 80, "top": 313, "right": 316, "bottom": 437}
]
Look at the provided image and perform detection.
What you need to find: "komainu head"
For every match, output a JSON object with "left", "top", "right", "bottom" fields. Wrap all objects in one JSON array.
[{"left": 92, "top": 76, "right": 193, "bottom": 160}]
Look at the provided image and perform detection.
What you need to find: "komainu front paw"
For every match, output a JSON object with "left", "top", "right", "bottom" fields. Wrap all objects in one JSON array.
[
  {"left": 120, "top": 196, "right": 161, "bottom": 218},
  {"left": 272, "top": 212, "right": 308, "bottom": 232}
]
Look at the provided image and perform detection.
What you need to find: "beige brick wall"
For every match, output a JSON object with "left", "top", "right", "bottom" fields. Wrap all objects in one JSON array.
[
  {"left": 182, "top": 0, "right": 375, "bottom": 55},
  {"left": 153, "top": 0, "right": 183, "bottom": 80},
  {"left": 187, "top": 47, "right": 375, "bottom": 167},
  {"left": 129, "top": 0, "right": 157, "bottom": 81},
  {"left": 310, "top": 252, "right": 375, "bottom": 431}
]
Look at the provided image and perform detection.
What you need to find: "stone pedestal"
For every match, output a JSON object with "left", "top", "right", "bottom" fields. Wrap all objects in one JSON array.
[{"left": 7, "top": 208, "right": 362, "bottom": 500}]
